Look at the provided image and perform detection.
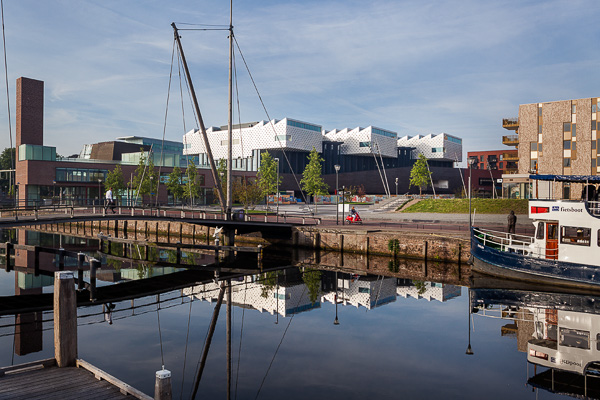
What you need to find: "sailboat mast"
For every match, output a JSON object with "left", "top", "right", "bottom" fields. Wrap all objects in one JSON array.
[
  {"left": 171, "top": 23, "right": 226, "bottom": 212},
  {"left": 226, "top": 0, "right": 233, "bottom": 219}
]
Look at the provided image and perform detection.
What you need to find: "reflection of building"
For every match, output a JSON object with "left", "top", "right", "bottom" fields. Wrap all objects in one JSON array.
[
  {"left": 185, "top": 273, "right": 319, "bottom": 317},
  {"left": 396, "top": 280, "right": 461, "bottom": 302},
  {"left": 321, "top": 275, "right": 397, "bottom": 310}
]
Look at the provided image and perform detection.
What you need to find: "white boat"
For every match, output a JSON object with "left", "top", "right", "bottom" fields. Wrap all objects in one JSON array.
[{"left": 470, "top": 174, "right": 600, "bottom": 291}]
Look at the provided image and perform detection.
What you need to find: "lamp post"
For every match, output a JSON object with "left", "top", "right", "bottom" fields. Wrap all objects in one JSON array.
[
  {"left": 334, "top": 164, "right": 340, "bottom": 225},
  {"left": 334, "top": 271, "right": 340, "bottom": 325},
  {"left": 468, "top": 158, "right": 475, "bottom": 231},
  {"left": 98, "top": 179, "right": 102, "bottom": 206},
  {"left": 466, "top": 288, "right": 474, "bottom": 355},
  {"left": 275, "top": 158, "right": 280, "bottom": 222},
  {"left": 342, "top": 185, "right": 345, "bottom": 226},
  {"left": 395, "top": 177, "right": 398, "bottom": 196},
  {"left": 53, "top": 180, "right": 56, "bottom": 206}
]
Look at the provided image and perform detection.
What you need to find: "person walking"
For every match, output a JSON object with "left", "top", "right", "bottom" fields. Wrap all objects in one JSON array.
[
  {"left": 105, "top": 187, "right": 115, "bottom": 213},
  {"left": 507, "top": 210, "right": 516, "bottom": 234}
]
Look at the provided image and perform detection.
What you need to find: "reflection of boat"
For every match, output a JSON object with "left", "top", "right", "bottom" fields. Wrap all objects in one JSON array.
[
  {"left": 472, "top": 287, "right": 600, "bottom": 399},
  {"left": 471, "top": 174, "right": 600, "bottom": 292}
]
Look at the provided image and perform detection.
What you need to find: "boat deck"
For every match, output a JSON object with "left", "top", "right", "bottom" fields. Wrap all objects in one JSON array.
[{"left": 0, "top": 359, "right": 151, "bottom": 400}]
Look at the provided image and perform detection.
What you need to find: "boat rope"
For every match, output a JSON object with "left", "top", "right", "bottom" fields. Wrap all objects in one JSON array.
[
  {"left": 156, "top": 295, "right": 166, "bottom": 369},
  {"left": 370, "top": 274, "right": 385, "bottom": 312},
  {"left": 234, "top": 278, "right": 248, "bottom": 400},
  {"left": 1, "top": 0, "right": 13, "bottom": 200},
  {"left": 233, "top": 36, "right": 312, "bottom": 209},
  {"left": 179, "top": 290, "right": 195, "bottom": 400},
  {"left": 154, "top": 40, "right": 177, "bottom": 207},
  {"left": 254, "top": 278, "right": 308, "bottom": 399}
]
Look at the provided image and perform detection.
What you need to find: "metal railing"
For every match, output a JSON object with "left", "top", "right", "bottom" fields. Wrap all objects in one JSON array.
[{"left": 473, "top": 227, "right": 537, "bottom": 256}]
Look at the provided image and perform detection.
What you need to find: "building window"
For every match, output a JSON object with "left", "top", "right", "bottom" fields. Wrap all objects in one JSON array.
[
  {"left": 572, "top": 124, "right": 576, "bottom": 137},
  {"left": 563, "top": 158, "right": 571, "bottom": 167},
  {"left": 286, "top": 119, "right": 321, "bottom": 132},
  {"left": 564, "top": 122, "right": 571, "bottom": 132},
  {"left": 359, "top": 141, "right": 371, "bottom": 147},
  {"left": 593, "top": 159, "right": 597, "bottom": 168},
  {"left": 499, "top": 162, "right": 503, "bottom": 169},
  {"left": 358, "top": 287, "right": 371, "bottom": 294},
  {"left": 530, "top": 160, "right": 537, "bottom": 171},
  {"left": 538, "top": 143, "right": 543, "bottom": 153},
  {"left": 538, "top": 107, "right": 542, "bottom": 116},
  {"left": 572, "top": 141, "right": 577, "bottom": 152},
  {"left": 538, "top": 125, "right": 542, "bottom": 133},
  {"left": 594, "top": 104, "right": 598, "bottom": 113},
  {"left": 531, "top": 142, "right": 538, "bottom": 151},
  {"left": 480, "top": 155, "right": 483, "bottom": 161},
  {"left": 499, "top": 154, "right": 503, "bottom": 160},
  {"left": 564, "top": 141, "right": 571, "bottom": 150},
  {"left": 274, "top": 135, "right": 291, "bottom": 142},
  {"left": 593, "top": 140, "right": 597, "bottom": 150},
  {"left": 593, "top": 120, "right": 597, "bottom": 131},
  {"left": 572, "top": 104, "right": 577, "bottom": 114}
]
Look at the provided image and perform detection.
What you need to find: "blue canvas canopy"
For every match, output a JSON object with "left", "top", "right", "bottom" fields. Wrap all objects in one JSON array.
[{"left": 529, "top": 174, "right": 600, "bottom": 183}]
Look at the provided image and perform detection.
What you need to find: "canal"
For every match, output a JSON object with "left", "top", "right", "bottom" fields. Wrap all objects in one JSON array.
[{"left": 0, "top": 229, "right": 580, "bottom": 399}]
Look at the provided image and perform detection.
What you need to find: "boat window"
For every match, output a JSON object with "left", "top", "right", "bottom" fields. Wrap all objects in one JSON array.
[
  {"left": 560, "top": 327, "right": 590, "bottom": 349},
  {"left": 548, "top": 224, "right": 558, "bottom": 240},
  {"left": 536, "top": 223, "right": 545, "bottom": 239},
  {"left": 560, "top": 226, "right": 591, "bottom": 246}
]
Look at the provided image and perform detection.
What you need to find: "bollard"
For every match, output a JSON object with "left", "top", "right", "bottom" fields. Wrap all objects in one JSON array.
[
  {"left": 54, "top": 271, "right": 77, "bottom": 367},
  {"left": 155, "top": 369, "right": 172, "bottom": 400},
  {"left": 90, "top": 259, "right": 100, "bottom": 302},
  {"left": 58, "top": 248, "right": 65, "bottom": 270},
  {"left": 5, "top": 242, "right": 12, "bottom": 272},
  {"left": 77, "top": 253, "right": 85, "bottom": 291}
]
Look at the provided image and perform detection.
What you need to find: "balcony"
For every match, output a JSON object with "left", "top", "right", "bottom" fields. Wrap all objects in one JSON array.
[
  {"left": 502, "top": 117, "right": 519, "bottom": 130},
  {"left": 502, "top": 152, "right": 519, "bottom": 161},
  {"left": 504, "top": 162, "right": 518, "bottom": 172},
  {"left": 502, "top": 135, "right": 519, "bottom": 147},
  {"left": 487, "top": 156, "right": 498, "bottom": 162}
]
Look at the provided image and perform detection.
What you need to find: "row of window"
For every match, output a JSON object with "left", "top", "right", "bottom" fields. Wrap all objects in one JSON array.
[
  {"left": 445, "top": 136, "right": 462, "bottom": 145},
  {"left": 286, "top": 119, "right": 321, "bottom": 133},
  {"left": 372, "top": 127, "right": 397, "bottom": 139},
  {"left": 55, "top": 168, "right": 107, "bottom": 183}
]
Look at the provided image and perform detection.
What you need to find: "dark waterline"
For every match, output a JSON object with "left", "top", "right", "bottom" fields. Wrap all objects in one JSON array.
[{"left": 0, "top": 230, "right": 576, "bottom": 399}]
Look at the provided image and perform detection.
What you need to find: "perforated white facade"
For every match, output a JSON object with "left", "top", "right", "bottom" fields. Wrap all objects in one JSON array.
[
  {"left": 397, "top": 133, "right": 463, "bottom": 162},
  {"left": 324, "top": 126, "right": 398, "bottom": 158}
]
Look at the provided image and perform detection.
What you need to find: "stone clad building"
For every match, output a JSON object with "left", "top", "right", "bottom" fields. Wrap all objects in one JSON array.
[{"left": 503, "top": 97, "right": 599, "bottom": 199}]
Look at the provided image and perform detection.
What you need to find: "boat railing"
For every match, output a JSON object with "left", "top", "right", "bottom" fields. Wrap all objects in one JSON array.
[{"left": 473, "top": 227, "right": 535, "bottom": 256}]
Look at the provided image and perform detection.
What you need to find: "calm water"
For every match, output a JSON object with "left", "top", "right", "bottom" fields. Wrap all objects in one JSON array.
[{"left": 0, "top": 230, "right": 579, "bottom": 399}]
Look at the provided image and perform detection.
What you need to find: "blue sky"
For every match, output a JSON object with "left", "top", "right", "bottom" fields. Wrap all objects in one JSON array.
[{"left": 0, "top": 0, "right": 599, "bottom": 158}]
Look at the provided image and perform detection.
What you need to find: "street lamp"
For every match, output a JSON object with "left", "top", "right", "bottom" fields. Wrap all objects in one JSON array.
[
  {"left": 342, "top": 185, "right": 345, "bottom": 226},
  {"left": 52, "top": 180, "right": 56, "bottom": 207},
  {"left": 334, "top": 164, "right": 340, "bottom": 225},
  {"left": 98, "top": 179, "right": 102, "bottom": 206},
  {"left": 275, "top": 158, "right": 280, "bottom": 222},
  {"left": 466, "top": 288, "right": 474, "bottom": 355},
  {"left": 468, "top": 158, "right": 476, "bottom": 231},
  {"left": 334, "top": 271, "right": 340, "bottom": 325},
  {"left": 395, "top": 177, "right": 398, "bottom": 197}
]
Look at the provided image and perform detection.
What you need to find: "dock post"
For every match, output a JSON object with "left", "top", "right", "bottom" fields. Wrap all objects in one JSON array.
[
  {"left": 34, "top": 246, "right": 40, "bottom": 276},
  {"left": 77, "top": 252, "right": 85, "bottom": 291},
  {"left": 90, "top": 259, "right": 99, "bottom": 302},
  {"left": 58, "top": 248, "right": 65, "bottom": 270},
  {"left": 5, "top": 242, "right": 12, "bottom": 272},
  {"left": 257, "top": 245, "right": 263, "bottom": 267},
  {"left": 155, "top": 369, "right": 172, "bottom": 400},
  {"left": 176, "top": 242, "right": 181, "bottom": 265},
  {"left": 54, "top": 271, "right": 77, "bottom": 367}
]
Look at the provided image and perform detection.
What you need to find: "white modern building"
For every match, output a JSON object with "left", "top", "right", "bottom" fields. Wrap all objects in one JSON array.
[
  {"left": 324, "top": 126, "right": 398, "bottom": 158},
  {"left": 396, "top": 281, "right": 461, "bottom": 302},
  {"left": 397, "top": 133, "right": 463, "bottom": 164}
]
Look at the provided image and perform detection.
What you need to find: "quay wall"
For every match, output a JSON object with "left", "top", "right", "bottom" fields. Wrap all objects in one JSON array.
[{"left": 23, "top": 220, "right": 470, "bottom": 263}]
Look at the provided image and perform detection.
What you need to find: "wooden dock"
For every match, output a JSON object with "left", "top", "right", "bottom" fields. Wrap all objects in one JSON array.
[{"left": 0, "top": 358, "right": 152, "bottom": 400}]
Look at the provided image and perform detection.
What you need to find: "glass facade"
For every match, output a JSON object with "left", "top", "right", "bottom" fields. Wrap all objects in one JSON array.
[
  {"left": 18, "top": 144, "right": 56, "bottom": 161},
  {"left": 286, "top": 119, "right": 321, "bottom": 133},
  {"left": 372, "top": 128, "right": 397, "bottom": 139},
  {"left": 55, "top": 168, "right": 107, "bottom": 183}
]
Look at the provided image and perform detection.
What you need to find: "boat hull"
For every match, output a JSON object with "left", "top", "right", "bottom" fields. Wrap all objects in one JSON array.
[{"left": 471, "top": 231, "right": 600, "bottom": 292}]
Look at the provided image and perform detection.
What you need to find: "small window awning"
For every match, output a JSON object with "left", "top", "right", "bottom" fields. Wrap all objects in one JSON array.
[{"left": 529, "top": 174, "right": 600, "bottom": 183}]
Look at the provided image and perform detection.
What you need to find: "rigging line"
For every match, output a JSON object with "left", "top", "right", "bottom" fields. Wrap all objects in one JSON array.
[
  {"left": 176, "top": 28, "right": 230, "bottom": 32},
  {"left": 254, "top": 275, "right": 308, "bottom": 400},
  {"left": 234, "top": 278, "right": 248, "bottom": 400},
  {"left": 1, "top": 0, "right": 13, "bottom": 197},
  {"left": 370, "top": 274, "right": 385, "bottom": 312},
  {"left": 156, "top": 297, "right": 165, "bottom": 369},
  {"left": 155, "top": 40, "right": 177, "bottom": 207},
  {"left": 371, "top": 142, "right": 386, "bottom": 196},
  {"left": 377, "top": 142, "right": 391, "bottom": 196},
  {"left": 179, "top": 291, "right": 194, "bottom": 400},
  {"left": 232, "top": 36, "right": 312, "bottom": 208},
  {"left": 175, "top": 22, "right": 229, "bottom": 27},
  {"left": 133, "top": 143, "right": 154, "bottom": 204}
]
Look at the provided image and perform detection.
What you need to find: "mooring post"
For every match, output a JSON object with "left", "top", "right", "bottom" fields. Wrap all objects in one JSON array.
[
  {"left": 257, "top": 244, "right": 263, "bottom": 267},
  {"left": 58, "top": 248, "right": 65, "bottom": 270},
  {"left": 90, "top": 258, "right": 99, "bottom": 302},
  {"left": 54, "top": 271, "right": 77, "bottom": 367},
  {"left": 34, "top": 246, "right": 40, "bottom": 276},
  {"left": 5, "top": 242, "right": 12, "bottom": 272},
  {"left": 155, "top": 368, "right": 172, "bottom": 400},
  {"left": 215, "top": 238, "right": 220, "bottom": 264},
  {"left": 77, "top": 252, "right": 85, "bottom": 291},
  {"left": 176, "top": 242, "right": 181, "bottom": 265}
]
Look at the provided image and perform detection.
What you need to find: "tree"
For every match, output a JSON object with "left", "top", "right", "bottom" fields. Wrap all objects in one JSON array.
[
  {"left": 409, "top": 154, "right": 432, "bottom": 196},
  {"left": 105, "top": 164, "right": 126, "bottom": 203},
  {"left": 132, "top": 151, "right": 158, "bottom": 205},
  {"left": 257, "top": 151, "right": 280, "bottom": 210},
  {"left": 233, "top": 178, "right": 263, "bottom": 210},
  {"left": 216, "top": 158, "right": 227, "bottom": 206},
  {"left": 302, "top": 269, "right": 322, "bottom": 304},
  {"left": 166, "top": 166, "right": 184, "bottom": 205},
  {"left": 300, "top": 148, "right": 328, "bottom": 213},
  {"left": 0, "top": 147, "right": 15, "bottom": 195},
  {"left": 183, "top": 160, "right": 202, "bottom": 206}
]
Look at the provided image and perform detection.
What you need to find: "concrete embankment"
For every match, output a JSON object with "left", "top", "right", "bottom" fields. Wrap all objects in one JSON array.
[{"left": 24, "top": 218, "right": 471, "bottom": 263}]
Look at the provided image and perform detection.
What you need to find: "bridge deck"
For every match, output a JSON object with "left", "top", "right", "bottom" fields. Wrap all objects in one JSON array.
[{"left": 0, "top": 359, "right": 150, "bottom": 400}]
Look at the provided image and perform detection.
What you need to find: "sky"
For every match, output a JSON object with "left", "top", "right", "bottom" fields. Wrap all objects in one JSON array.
[{"left": 0, "top": 0, "right": 599, "bottom": 159}]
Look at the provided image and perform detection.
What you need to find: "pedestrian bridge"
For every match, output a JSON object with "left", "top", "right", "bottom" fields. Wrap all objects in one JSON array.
[{"left": 0, "top": 204, "right": 320, "bottom": 238}]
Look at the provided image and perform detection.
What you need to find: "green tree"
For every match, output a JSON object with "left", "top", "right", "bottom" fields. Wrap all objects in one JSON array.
[
  {"left": 216, "top": 159, "right": 227, "bottom": 206},
  {"left": 300, "top": 148, "right": 328, "bottom": 213},
  {"left": 166, "top": 166, "right": 184, "bottom": 205},
  {"left": 234, "top": 178, "right": 263, "bottom": 210},
  {"left": 183, "top": 160, "right": 202, "bottom": 206},
  {"left": 302, "top": 269, "right": 322, "bottom": 304},
  {"left": 0, "top": 147, "right": 15, "bottom": 195},
  {"left": 105, "top": 164, "right": 126, "bottom": 204},
  {"left": 409, "top": 154, "right": 432, "bottom": 196},
  {"left": 132, "top": 151, "right": 158, "bottom": 205},
  {"left": 257, "top": 151, "right": 280, "bottom": 210}
]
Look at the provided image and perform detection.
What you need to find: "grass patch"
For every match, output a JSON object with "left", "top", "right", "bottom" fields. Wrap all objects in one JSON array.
[{"left": 401, "top": 198, "right": 529, "bottom": 214}]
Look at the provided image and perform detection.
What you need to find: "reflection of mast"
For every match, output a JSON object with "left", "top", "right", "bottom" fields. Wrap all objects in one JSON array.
[
  {"left": 191, "top": 283, "right": 226, "bottom": 399},
  {"left": 466, "top": 288, "right": 473, "bottom": 355}
]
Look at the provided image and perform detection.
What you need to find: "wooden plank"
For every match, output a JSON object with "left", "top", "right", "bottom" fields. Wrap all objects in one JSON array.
[{"left": 77, "top": 359, "right": 152, "bottom": 400}]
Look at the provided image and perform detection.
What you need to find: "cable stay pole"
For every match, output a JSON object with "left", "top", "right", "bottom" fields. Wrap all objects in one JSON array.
[
  {"left": 226, "top": 0, "right": 234, "bottom": 221},
  {"left": 171, "top": 22, "right": 226, "bottom": 213},
  {"left": 191, "top": 282, "right": 226, "bottom": 400}
]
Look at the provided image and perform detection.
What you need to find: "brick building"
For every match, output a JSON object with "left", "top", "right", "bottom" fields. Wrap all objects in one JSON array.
[{"left": 501, "top": 97, "right": 600, "bottom": 199}]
